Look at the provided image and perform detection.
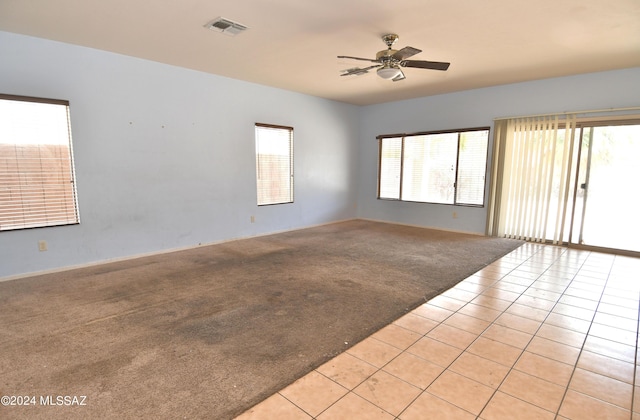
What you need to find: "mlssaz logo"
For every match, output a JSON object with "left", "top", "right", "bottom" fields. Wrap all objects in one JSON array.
[{"left": 40, "top": 395, "right": 87, "bottom": 406}]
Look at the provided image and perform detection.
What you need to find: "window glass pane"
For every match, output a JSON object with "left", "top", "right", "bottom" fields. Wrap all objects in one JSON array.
[
  {"left": 0, "top": 96, "right": 79, "bottom": 231},
  {"left": 456, "top": 130, "right": 489, "bottom": 205},
  {"left": 378, "top": 137, "right": 402, "bottom": 199},
  {"left": 255, "top": 125, "right": 293, "bottom": 205},
  {"left": 402, "top": 133, "right": 457, "bottom": 204}
]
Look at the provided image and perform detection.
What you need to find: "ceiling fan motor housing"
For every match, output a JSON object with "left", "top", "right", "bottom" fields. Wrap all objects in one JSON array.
[{"left": 376, "top": 49, "right": 398, "bottom": 62}]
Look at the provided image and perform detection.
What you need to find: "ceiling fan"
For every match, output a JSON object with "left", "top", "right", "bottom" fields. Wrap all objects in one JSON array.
[{"left": 338, "top": 33, "right": 450, "bottom": 82}]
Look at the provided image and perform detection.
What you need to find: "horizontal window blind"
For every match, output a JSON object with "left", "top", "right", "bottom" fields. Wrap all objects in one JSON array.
[
  {"left": 0, "top": 95, "right": 79, "bottom": 231},
  {"left": 378, "top": 137, "right": 402, "bottom": 199},
  {"left": 402, "top": 133, "right": 457, "bottom": 204},
  {"left": 456, "top": 130, "right": 489, "bottom": 205},
  {"left": 378, "top": 128, "right": 489, "bottom": 206},
  {"left": 255, "top": 123, "right": 293, "bottom": 206}
]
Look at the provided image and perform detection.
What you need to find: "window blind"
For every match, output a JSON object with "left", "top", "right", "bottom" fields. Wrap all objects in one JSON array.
[
  {"left": 456, "top": 130, "right": 489, "bottom": 205},
  {"left": 487, "top": 116, "right": 577, "bottom": 243},
  {"left": 378, "top": 137, "right": 402, "bottom": 199},
  {"left": 378, "top": 128, "right": 489, "bottom": 206},
  {"left": 255, "top": 123, "right": 293, "bottom": 206},
  {"left": 0, "top": 95, "right": 79, "bottom": 231},
  {"left": 402, "top": 133, "right": 458, "bottom": 204}
]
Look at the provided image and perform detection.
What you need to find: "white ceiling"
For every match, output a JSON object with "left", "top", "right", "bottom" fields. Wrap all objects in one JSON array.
[{"left": 1, "top": 0, "right": 639, "bottom": 106}]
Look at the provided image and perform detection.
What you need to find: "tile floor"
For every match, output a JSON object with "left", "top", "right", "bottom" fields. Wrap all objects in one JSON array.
[{"left": 236, "top": 243, "right": 640, "bottom": 419}]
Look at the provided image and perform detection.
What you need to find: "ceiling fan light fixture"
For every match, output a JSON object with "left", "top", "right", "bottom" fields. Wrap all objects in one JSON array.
[{"left": 377, "top": 65, "right": 402, "bottom": 80}]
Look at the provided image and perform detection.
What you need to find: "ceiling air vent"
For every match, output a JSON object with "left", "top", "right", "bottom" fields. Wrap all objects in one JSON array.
[{"left": 205, "top": 17, "right": 248, "bottom": 36}]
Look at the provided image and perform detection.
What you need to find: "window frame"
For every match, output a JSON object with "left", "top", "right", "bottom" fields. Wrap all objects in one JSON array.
[
  {"left": 377, "top": 126, "right": 490, "bottom": 207},
  {"left": 255, "top": 123, "right": 294, "bottom": 206},
  {"left": 0, "top": 93, "right": 80, "bottom": 231}
]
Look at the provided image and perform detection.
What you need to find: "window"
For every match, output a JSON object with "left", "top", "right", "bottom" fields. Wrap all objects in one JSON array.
[
  {"left": 378, "top": 127, "right": 489, "bottom": 206},
  {"left": 255, "top": 123, "right": 293, "bottom": 205},
  {"left": 0, "top": 95, "right": 79, "bottom": 231}
]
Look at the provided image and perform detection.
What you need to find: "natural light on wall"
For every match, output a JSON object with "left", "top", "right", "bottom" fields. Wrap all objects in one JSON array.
[{"left": 0, "top": 95, "right": 80, "bottom": 231}]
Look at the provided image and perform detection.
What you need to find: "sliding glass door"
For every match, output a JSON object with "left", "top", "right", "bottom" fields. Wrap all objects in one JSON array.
[
  {"left": 489, "top": 116, "right": 640, "bottom": 254},
  {"left": 569, "top": 123, "right": 640, "bottom": 252}
]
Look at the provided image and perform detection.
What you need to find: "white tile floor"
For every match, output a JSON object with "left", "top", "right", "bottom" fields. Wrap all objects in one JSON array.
[{"left": 237, "top": 243, "right": 640, "bottom": 419}]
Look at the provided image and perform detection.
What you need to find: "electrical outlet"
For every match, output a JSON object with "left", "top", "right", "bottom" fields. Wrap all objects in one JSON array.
[
  {"left": 250, "top": 216, "right": 255, "bottom": 223},
  {"left": 452, "top": 211, "right": 458, "bottom": 219},
  {"left": 38, "top": 240, "right": 48, "bottom": 251}
]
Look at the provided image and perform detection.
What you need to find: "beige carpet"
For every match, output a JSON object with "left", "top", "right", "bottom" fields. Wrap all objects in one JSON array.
[{"left": 0, "top": 220, "right": 522, "bottom": 419}]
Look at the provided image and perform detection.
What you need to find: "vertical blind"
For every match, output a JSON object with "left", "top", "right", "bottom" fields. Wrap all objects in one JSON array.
[
  {"left": 255, "top": 123, "right": 293, "bottom": 206},
  {"left": 0, "top": 95, "right": 80, "bottom": 231},
  {"left": 487, "top": 115, "right": 577, "bottom": 243}
]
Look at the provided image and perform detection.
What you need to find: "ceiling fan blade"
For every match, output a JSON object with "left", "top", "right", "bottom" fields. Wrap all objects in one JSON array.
[
  {"left": 391, "top": 46, "right": 421, "bottom": 61},
  {"left": 392, "top": 70, "right": 406, "bottom": 82},
  {"left": 401, "top": 60, "right": 450, "bottom": 71},
  {"left": 340, "top": 64, "right": 380, "bottom": 76},
  {"left": 337, "top": 55, "right": 379, "bottom": 63}
]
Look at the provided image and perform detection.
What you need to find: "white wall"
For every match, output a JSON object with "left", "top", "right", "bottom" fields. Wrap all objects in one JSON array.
[
  {"left": 0, "top": 32, "right": 360, "bottom": 279},
  {"left": 357, "top": 67, "right": 640, "bottom": 233}
]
